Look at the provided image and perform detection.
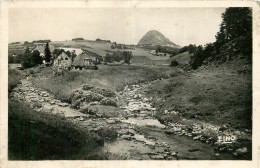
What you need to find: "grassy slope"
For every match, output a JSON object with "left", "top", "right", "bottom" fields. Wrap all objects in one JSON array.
[
  {"left": 145, "top": 59, "right": 252, "bottom": 130},
  {"left": 170, "top": 51, "right": 192, "bottom": 65},
  {"left": 30, "top": 65, "right": 174, "bottom": 102},
  {"left": 8, "top": 68, "right": 22, "bottom": 93},
  {"left": 8, "top": 99, "right": 105, "bottom": 160},
  {"left": 8, "top": 68, "right": 125, "bottom": 160}
]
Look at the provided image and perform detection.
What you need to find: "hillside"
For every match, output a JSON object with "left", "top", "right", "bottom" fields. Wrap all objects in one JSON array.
[
  {"left": 145, "top": 58, "right": 252, "bottom": 129},
  {"left": 138, "top": 30, "right": 178, "bottom": 47},
  {"left": 169, "top": 51, "right": 193, "bottom": 67}
]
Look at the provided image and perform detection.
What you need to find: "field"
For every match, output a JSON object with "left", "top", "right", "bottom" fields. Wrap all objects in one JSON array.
[{"left": 51, "top": 40, "right": 171, "bottom": 66}]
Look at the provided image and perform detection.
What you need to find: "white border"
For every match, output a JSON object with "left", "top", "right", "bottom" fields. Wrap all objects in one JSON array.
[{"left": 0, "top": 1, "right": 259, "bottom": 168}]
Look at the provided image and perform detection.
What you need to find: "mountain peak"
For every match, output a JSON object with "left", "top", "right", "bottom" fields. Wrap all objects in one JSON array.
[{"left": 138, "top": 30, "right": 177, "bottom": 46}]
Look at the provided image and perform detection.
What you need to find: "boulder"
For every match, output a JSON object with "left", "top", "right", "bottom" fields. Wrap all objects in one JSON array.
[
  {"left": 50, "top": 100, "right": 56, "bottom": 105},
  {"left": 215, "top": 153, "right": 220, "bottom": 157},
  {"left": 236, "top": 147, "right": 248, "bottom": 155},
  {"left": 100, "top": 98, "right": 117, "bottom": 107},
  {"left": 58, "top": 102, "right": 69, "bottom": 107},
  {"left": 121, "top": 135, "right": 132, "bottom": 140},
  {"left": 82, "top": 84, "right": 94, "bottom": 91},
  {"left": 171, "top": 152, "right": 177, "bottom": 156},
  {"left": 150, "top": 154, "right": 164, "bottom": 160},
  {"left": 106, "top": 119, "right": 116, "bottom": 124}
]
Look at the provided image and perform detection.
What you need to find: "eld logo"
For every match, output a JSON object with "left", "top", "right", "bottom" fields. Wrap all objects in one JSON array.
[{"left": 218, "top": 135, "right": 237, "bottom": 144}]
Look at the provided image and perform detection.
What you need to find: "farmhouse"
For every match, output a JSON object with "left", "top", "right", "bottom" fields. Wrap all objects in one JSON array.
[
  {"left": 33, "top": 43, "right": 55, "bottom": 57},
  {"left": 57, "top": 47, "right": 83, "bottom": 56},
  {"left": 72, "top": 52, "right": 99, "bottom": 70},
  {"left": 53, "top": 52, "right": 72, "bottom": 75}
]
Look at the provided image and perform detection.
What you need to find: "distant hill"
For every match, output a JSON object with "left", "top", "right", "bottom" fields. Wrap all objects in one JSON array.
[{"left": 138, "top": 30, "right": 178, "bottom": 47}]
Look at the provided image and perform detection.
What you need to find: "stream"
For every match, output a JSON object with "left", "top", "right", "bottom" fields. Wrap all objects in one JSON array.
[
  {"left": 103, "top": 83, "right": 237, "bottom": 160},
  {"left": 10, "top": 78, "right": 238, "bottom": 160}
]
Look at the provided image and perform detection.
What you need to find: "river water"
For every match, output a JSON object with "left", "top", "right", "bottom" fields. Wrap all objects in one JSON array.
[
  {"left": 104, "top": 83, "right": 237, "bottom": 160},
  {"left": 11, "top": 78, "right": 237, "bottom": 160}
]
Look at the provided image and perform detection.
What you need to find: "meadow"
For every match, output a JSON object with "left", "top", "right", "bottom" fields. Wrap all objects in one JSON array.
[{"left": 30, "top": 64, "right": 176, "bottom": 102}]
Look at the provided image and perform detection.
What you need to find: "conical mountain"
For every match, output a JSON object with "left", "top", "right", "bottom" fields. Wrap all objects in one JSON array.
[{"left": 138, "top": 30, "right": 177, "bottom": 46}]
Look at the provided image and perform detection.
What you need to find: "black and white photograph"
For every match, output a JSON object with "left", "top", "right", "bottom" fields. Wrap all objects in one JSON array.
[{"left": 2, "top": 1, "right": 257, "bottom": 165}]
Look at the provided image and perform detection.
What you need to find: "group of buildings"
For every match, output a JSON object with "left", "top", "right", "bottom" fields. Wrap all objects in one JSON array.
[{"left": 34, "top": 43, "right": 101, "bottom": 75}]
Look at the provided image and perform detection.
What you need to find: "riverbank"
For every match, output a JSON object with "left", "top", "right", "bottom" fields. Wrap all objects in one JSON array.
[
  {"left": 8, "top": 62, "right": 251, "bottom": 160},
  {"left": 141, "top": 60, "right": 252, "bottom": 159}
]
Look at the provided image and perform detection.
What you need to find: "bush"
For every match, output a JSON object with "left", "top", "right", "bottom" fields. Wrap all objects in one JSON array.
[
  {"left": 104, "top": 51, "right": 133, "bottom": 64},
  {"left": 170, "top": 60, "right": 179, "bottom": 67}
]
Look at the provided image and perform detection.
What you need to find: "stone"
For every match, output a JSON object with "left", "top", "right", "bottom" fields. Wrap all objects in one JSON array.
[
  {"left": 234, "top": 130, "right": 241, "bottom": 135},
  {"left": 58, "top": 102, "right": 69, "bottom": 107},
  {"left": 134, "top": 95, "right": 139, "bottom": 99},
  {"left": 106, "top": 119, "right": 116, "bottom": 124},
  {"left": 150, "top": 154, "right": 164, "bottom": 160},
  {"left": 215, "top": 153, "right": 220, "bottom": 157},
  {"left": 128, "top": 129, "right": 136, "bottom": 136},
  {"left": 188, "top": 149, "right": 200, "bottom": 152},
  {"left": 171, "top": 152, "right": 177, "bottom": 156},
  {"left": 146, "top": 141, "right": 155, "bottom": 147},
  {"left": 82, "top": 84, "right": 94, "bottom": 91},
  {"left": 121, "top": 135, "right": 132, "bottom": 140},
  {"left": 236, "top": 147, "right": 248, "bottom": 155},
  {"left": 50, "top": 100, "right": 56, "bottom": 105}
]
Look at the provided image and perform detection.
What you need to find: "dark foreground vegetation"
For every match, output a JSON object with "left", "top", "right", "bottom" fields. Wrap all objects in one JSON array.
[
  {"left": 8, "top": 99, "right": 105, "bottom": 160},
  {"left": 8, "top": 68, "right": 22, "bottom": 93}
]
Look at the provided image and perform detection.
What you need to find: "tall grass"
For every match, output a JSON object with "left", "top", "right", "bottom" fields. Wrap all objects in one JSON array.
[
  {"left": 8, "top": 68, "right": 22, "bottom": 93},
  {"left": 8, "top": 99, "right": 104, "bottom": 160},
  {"left": 31, "top": 65, "right": 173, "bottom": 102}
]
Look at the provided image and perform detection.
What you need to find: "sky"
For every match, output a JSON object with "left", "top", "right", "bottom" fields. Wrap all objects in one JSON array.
[{"left": 9, "top": 8, "right": 226, "bottom": 46}]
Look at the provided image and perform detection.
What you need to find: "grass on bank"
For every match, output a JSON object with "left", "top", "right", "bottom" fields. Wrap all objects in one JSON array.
[
  {"left": 146, "top": 60, "right": 252, "bottom": 130},
  {"left": 8, "top": 99, "right": 106, "bottom": 160},
  {"left": 30, "top": 64, "right": 177, "bottom": 102},
  {"left": 8, "top": 68, "right": 22, "bottom": 93}
]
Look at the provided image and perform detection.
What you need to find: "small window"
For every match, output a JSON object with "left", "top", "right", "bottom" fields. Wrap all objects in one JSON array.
[{"left": 65, "top": 57, "right": 68, "bottom": 60}]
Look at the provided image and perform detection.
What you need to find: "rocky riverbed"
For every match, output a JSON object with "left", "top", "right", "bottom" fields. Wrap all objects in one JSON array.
[{"left": 10, "top": 77, "right": 250, "bottom": 160}]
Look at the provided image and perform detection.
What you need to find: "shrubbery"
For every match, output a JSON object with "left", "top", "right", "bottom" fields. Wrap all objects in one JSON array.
[
  {"left": 104, "top": 51, "right": 133, "bottom": 64},
  {"left": 170, "top": 60, "right": 179, "bottom": 67},
  {"left": 8, "top": 68, "right": 22, "bottom": 93},
  {"left": 18, "top": 47, "right": 43, "bottom": 69},
  {"left": 188, "top": 7, "right": 252, "bottom": 69}
]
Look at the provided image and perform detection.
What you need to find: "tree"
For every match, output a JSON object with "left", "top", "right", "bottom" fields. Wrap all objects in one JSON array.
[
  {"left": 21, "top": 47, "right": 35, "bottom": 69},
  {"left": 170, "top": 60, "right": 179, "bottom": 67},
  {"left": 215, "top": 8, "right": 252, "bottom": 50},
  {"left": 156, "top": 46, "right": 161, "bottom": 54},
  {"left": 70, "top": 51, "right": 77, "bottom": 62},
  {"left": 32, "top": 50, "right": 43, "bottom": 65},
  {"left": 104, "top": 53, "right": 112, "bottom": 63},
  {"left": 122, "top": 51, "right": 133, "bottom": 64},
  {"left": 44, "top": 42, "right": 51, "bottom": 63}
]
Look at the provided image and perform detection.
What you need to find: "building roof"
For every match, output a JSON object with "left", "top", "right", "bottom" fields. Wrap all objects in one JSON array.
[
  {"left": 72, "top": 52, "right": 96, "bottom": 66},
  {"left": 55, "top": 52, "right": 71, "bottom": 61},
  {"left": 34, "top": 44, "right": 55, "bottom": 54},
  {"left": 57, "top": 47, "right": 83, "bottom": 56}
]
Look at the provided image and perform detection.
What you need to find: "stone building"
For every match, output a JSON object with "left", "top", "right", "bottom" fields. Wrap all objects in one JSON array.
[
  {"left": 53, "top": 52, "right": 72, "bottom": 75},
  {"left": 72, "top": 52, "right": 99, "bottom": 70}
]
